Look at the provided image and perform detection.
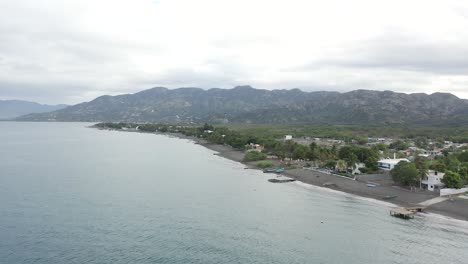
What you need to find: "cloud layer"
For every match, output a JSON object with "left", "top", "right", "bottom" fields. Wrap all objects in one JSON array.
[{"left": 1, "top": 0, "right": 468, "bottom": 104}]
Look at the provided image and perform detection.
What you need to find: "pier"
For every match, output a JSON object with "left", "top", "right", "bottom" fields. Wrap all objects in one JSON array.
[{"left": 390, "top": 207, "right": 425, "bottom": 219}]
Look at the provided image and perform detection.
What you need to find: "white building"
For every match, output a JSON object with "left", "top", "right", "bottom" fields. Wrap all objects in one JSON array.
[
  {"left": 377, "top": 158, "right": 410, "bottom": 171},
  {"left": 421, "top": 170, "right": 445, "bottom": 191},
  {"left": 284, "top": 135, "right": 293, "bottom": 140}
]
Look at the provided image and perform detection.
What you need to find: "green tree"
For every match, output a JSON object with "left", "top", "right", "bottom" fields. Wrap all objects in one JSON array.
[
  {"left": 336, "top": 160, "right": 347, "bottom": 172},
  {"left": 458, "top": 151, "right": 468, "bottom": 163},
  {"left": 364, "top": 155, "right": 378, "bottom": 171},
  {"left": 323, "top": 160, "right": 337, "bottom": 170},
  {"left": 441, "top": 171, "right": 464, "bottom": 189},
  {"left": 243, "top": 151, "right": 267, "bottom": 162},
  {"left": 292, "top": 145, "right": 308, "bottom": 160},
  {"left": 414, "top": 156, "right": 429, "bottom": 185},
  {"left": 430, "top": 160, "right": 447, "bottom": 172},
  {"left": 391, "top": 161, "right": 419, "bottom": 186},
  {"left": 203, "top": 123, "right": 214, "bottom": 131},
  {"left": 389, "top": 140, "right": 409, "bottom": 151}
]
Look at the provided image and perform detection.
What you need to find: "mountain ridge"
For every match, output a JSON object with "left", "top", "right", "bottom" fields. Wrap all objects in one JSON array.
[
  {"left": 15, "top": 86, "right": 468, "bottom": 126},
  {"left": 0, "top": 100, "right": 68, "bottom": 120}
]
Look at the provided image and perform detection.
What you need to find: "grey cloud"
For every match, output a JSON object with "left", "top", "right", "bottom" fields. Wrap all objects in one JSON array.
[{"left": 291, "top": 32, "right": 468, "bottom": 75}]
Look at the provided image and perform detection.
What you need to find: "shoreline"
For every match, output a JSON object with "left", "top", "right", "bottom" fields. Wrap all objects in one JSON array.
[
  {"left": 194, "top": 140, "right": 468, "bottom": 222},
  {"left": 98, "top": 127, "right": 468, "bottom": 222}
]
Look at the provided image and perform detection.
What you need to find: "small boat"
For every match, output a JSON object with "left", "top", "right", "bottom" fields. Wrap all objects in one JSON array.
[
  {"left": 275, "top": 168, "right": 285, "bottom": 173},
  {"left": 268, "top": 176, "right": 295, "bottom": 183},
  {"left": 383, "top": 195, "right": 398, "bottom": 199},
  {"left": 367, "top": 183, "right": 377, "bottom": 188},
  {"left": 263, "top": 168, "right": 277, "bottom": 173}
]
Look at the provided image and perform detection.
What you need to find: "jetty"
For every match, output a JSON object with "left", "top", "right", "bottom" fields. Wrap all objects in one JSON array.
[{"left": 390, "top": 207, "right": 425, "bottom": 219}]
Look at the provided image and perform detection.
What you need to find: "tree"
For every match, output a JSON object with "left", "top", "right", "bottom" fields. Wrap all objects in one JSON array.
[
  {"left": 203, "top": 123, "right": 214, "bottom": 131},
  {"left": 458, "top": 151, "right": 468, "bottom": 163},
  {"left": 441, "top": 171, "right": 464, "bottom": 189},
  {"left": 336, "top": 160, "right": 347, "bottom": 172},
  {"left": 391, "top": 161, "right": 419, "bottom": 186},
  {"left": 389, "top": 140, "right": 409, "bottom": 151},
  {"left": 345, "top": 153, "right": 358, "bottom": 170},
  {"left": 292, "top": 145, "right": 308, "bottom": 160},
  {"left": 364, "top": 155, "right": 378, "bottom": 171},
  {"left": 323, "top": 160, "right": 336, "bottom": 170},
  {"left": 243, "top": 151, "right": 267, "bottom": 162},
  {"left": 338, "top": 146, "right": 353, "bottom": 160},
  {"left": 430, "top": 160, "right": 447, "bottom": 172},
  {"left": 414, "top": 156, "right": 429, "bottom": 186},
  {"left": 414, "top": 137, "right": 428, "bottom": 149}
]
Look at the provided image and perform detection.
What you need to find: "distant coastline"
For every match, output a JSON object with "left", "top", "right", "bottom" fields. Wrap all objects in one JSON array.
[{"left": 93, "top": 125, "right": 468, "bottom": 222}]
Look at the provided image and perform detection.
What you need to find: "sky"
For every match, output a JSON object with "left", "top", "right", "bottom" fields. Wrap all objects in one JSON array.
[{"left": 1, "top": 0, "right": 468, "bottom": 104}]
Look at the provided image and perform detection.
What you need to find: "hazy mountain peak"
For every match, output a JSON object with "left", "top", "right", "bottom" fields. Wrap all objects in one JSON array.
[{"left": 0, "top": 100, "right": 68, "bottom": 120}]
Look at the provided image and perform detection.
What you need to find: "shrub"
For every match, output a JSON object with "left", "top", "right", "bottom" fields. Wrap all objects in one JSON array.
[
  {"left": 244, "top": 151, "right": 267, "bottom": 162},
  {"left": 256, "top": 160, "right": 275, "bottom": 168}
]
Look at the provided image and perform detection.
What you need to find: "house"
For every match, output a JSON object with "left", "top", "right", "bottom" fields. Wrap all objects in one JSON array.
[
  {"left": 246, "top": 143, "right": 264, "bottom": 152},
  {"left": 421, "top": 170, "right": 445, "bottom": 191},
  {"left": 422, "top": 149, "right": 442, "bottom": 157},
  {"left": 377, "top": 158, "right": 410, "bottom": 171},
  {"left": 284, "top": 135, "right": 293, "bottom": 140}
]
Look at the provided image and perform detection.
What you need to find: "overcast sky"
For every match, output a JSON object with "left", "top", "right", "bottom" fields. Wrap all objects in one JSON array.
[{"left": 1, "top": 0, "right": 468, "bottom": 104}]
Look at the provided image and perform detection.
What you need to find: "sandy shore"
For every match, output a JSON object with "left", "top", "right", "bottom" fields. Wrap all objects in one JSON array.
[{"left": 196, "top": 140, "right": 468, "bottom": 221}]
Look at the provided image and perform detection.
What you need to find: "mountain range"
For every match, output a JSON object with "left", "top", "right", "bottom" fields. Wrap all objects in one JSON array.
[
  {"left": 15, "top": 86, "right": 468, "bottom": 126},
  {"left": 0, "top": 100, "right": 68, "bottom": 120}
]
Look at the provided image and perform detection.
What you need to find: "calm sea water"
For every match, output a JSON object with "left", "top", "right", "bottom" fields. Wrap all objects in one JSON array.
[{"left": 1, "top": 122, "right": 467, "bottom": 264}]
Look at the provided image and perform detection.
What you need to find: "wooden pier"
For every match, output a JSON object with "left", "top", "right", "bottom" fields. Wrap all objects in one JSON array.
[{"left": 390, "top": 207, "right": 425, "bottom": 219}]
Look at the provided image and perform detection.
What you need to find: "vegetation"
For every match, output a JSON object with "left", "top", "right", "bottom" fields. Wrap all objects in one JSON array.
[
  {"left": 441, "top": 171, "right": 464, "bottom": 189},
  {"left": 256, "top": 160, "right": 275, "bottom": 168},
  {"left": 391, "top": 161, "right": 419, "bottom": 186},
  {"left": 243, "top": 151, "right": 267, "bottom": 162}
]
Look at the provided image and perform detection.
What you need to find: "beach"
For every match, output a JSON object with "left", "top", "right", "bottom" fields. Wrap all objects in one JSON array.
[{"left": 195, "top": 139, "right": 468, "bottom": 221}]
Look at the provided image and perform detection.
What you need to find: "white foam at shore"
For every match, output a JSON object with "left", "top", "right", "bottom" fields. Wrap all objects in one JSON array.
[
  {"left": 294, "top": 181, "right": 468, "bottom": 225},
  {"left": 293, "top": 180, "right": 398, "bottom": 208}
]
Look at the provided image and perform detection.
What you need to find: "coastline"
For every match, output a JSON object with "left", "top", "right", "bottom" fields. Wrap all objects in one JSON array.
[
  {"left": 99, "top": 127, "right": 468, "bottom": 222},
  {"left": 194, "top": 140, "right": 468, "bottom": 222}
]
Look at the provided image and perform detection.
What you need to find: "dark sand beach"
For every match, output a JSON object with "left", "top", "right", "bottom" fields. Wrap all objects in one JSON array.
[{"left": 196, "top": 140, "right": 468, "bottom": 221}]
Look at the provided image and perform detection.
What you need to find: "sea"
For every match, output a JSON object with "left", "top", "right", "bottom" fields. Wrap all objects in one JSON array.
[{"left": 1, "top": 122, "right": 467, "bottom": 264}]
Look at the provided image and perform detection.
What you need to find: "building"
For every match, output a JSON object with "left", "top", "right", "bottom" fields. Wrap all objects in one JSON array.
[
  {"left": 377, "top": 158, "right": 410, "bottom": 171},
  {"left": 421, "top": 170, "right": 445, "bottom": 191},
  {"left": 284, "top": 135, "right": 293, "bottom": 140},
  {"left": 246, "top": 143, "right": 264, "bottom": 152}
]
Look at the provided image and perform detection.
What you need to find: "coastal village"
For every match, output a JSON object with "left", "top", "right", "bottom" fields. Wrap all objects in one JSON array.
[{"left": 98, "top": 122, "right": 468, "bottom": 220}]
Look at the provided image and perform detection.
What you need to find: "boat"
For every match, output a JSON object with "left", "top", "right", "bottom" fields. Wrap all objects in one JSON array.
[
  {"left": 263, "top": 167, "right": 285, "bottom": 173},
  {"left": 323, "top": 182, "right": 337, "bottom": 187},
  {"left": 367, "top": 183, "right": 377, "bottom": 187},
  {"left": 275, "top": 168, "right": 285, "bottom": 173},
  {"left": 268, "top": 176, "right": 295, "bottom": 183},
  {"left": 383, "top": 195, "right": 398, "bottom": 199}
]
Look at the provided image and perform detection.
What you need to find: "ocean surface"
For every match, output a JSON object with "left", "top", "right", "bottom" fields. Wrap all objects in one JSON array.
[{"left": 1, "top": 122, "right": 467, "bottom": 264}]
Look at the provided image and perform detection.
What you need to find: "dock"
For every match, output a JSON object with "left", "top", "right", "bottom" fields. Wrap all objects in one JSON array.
[{"left": 390, "top": 207, "right": 425, "bottom": 219}]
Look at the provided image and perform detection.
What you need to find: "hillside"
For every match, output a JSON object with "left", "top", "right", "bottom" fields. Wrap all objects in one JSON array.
[
  {"left": 0, "top": 100, "right": 68, "bottom": 120},
  {"left": 16, "top": 86, "right": 468, "bottom": 126}
]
